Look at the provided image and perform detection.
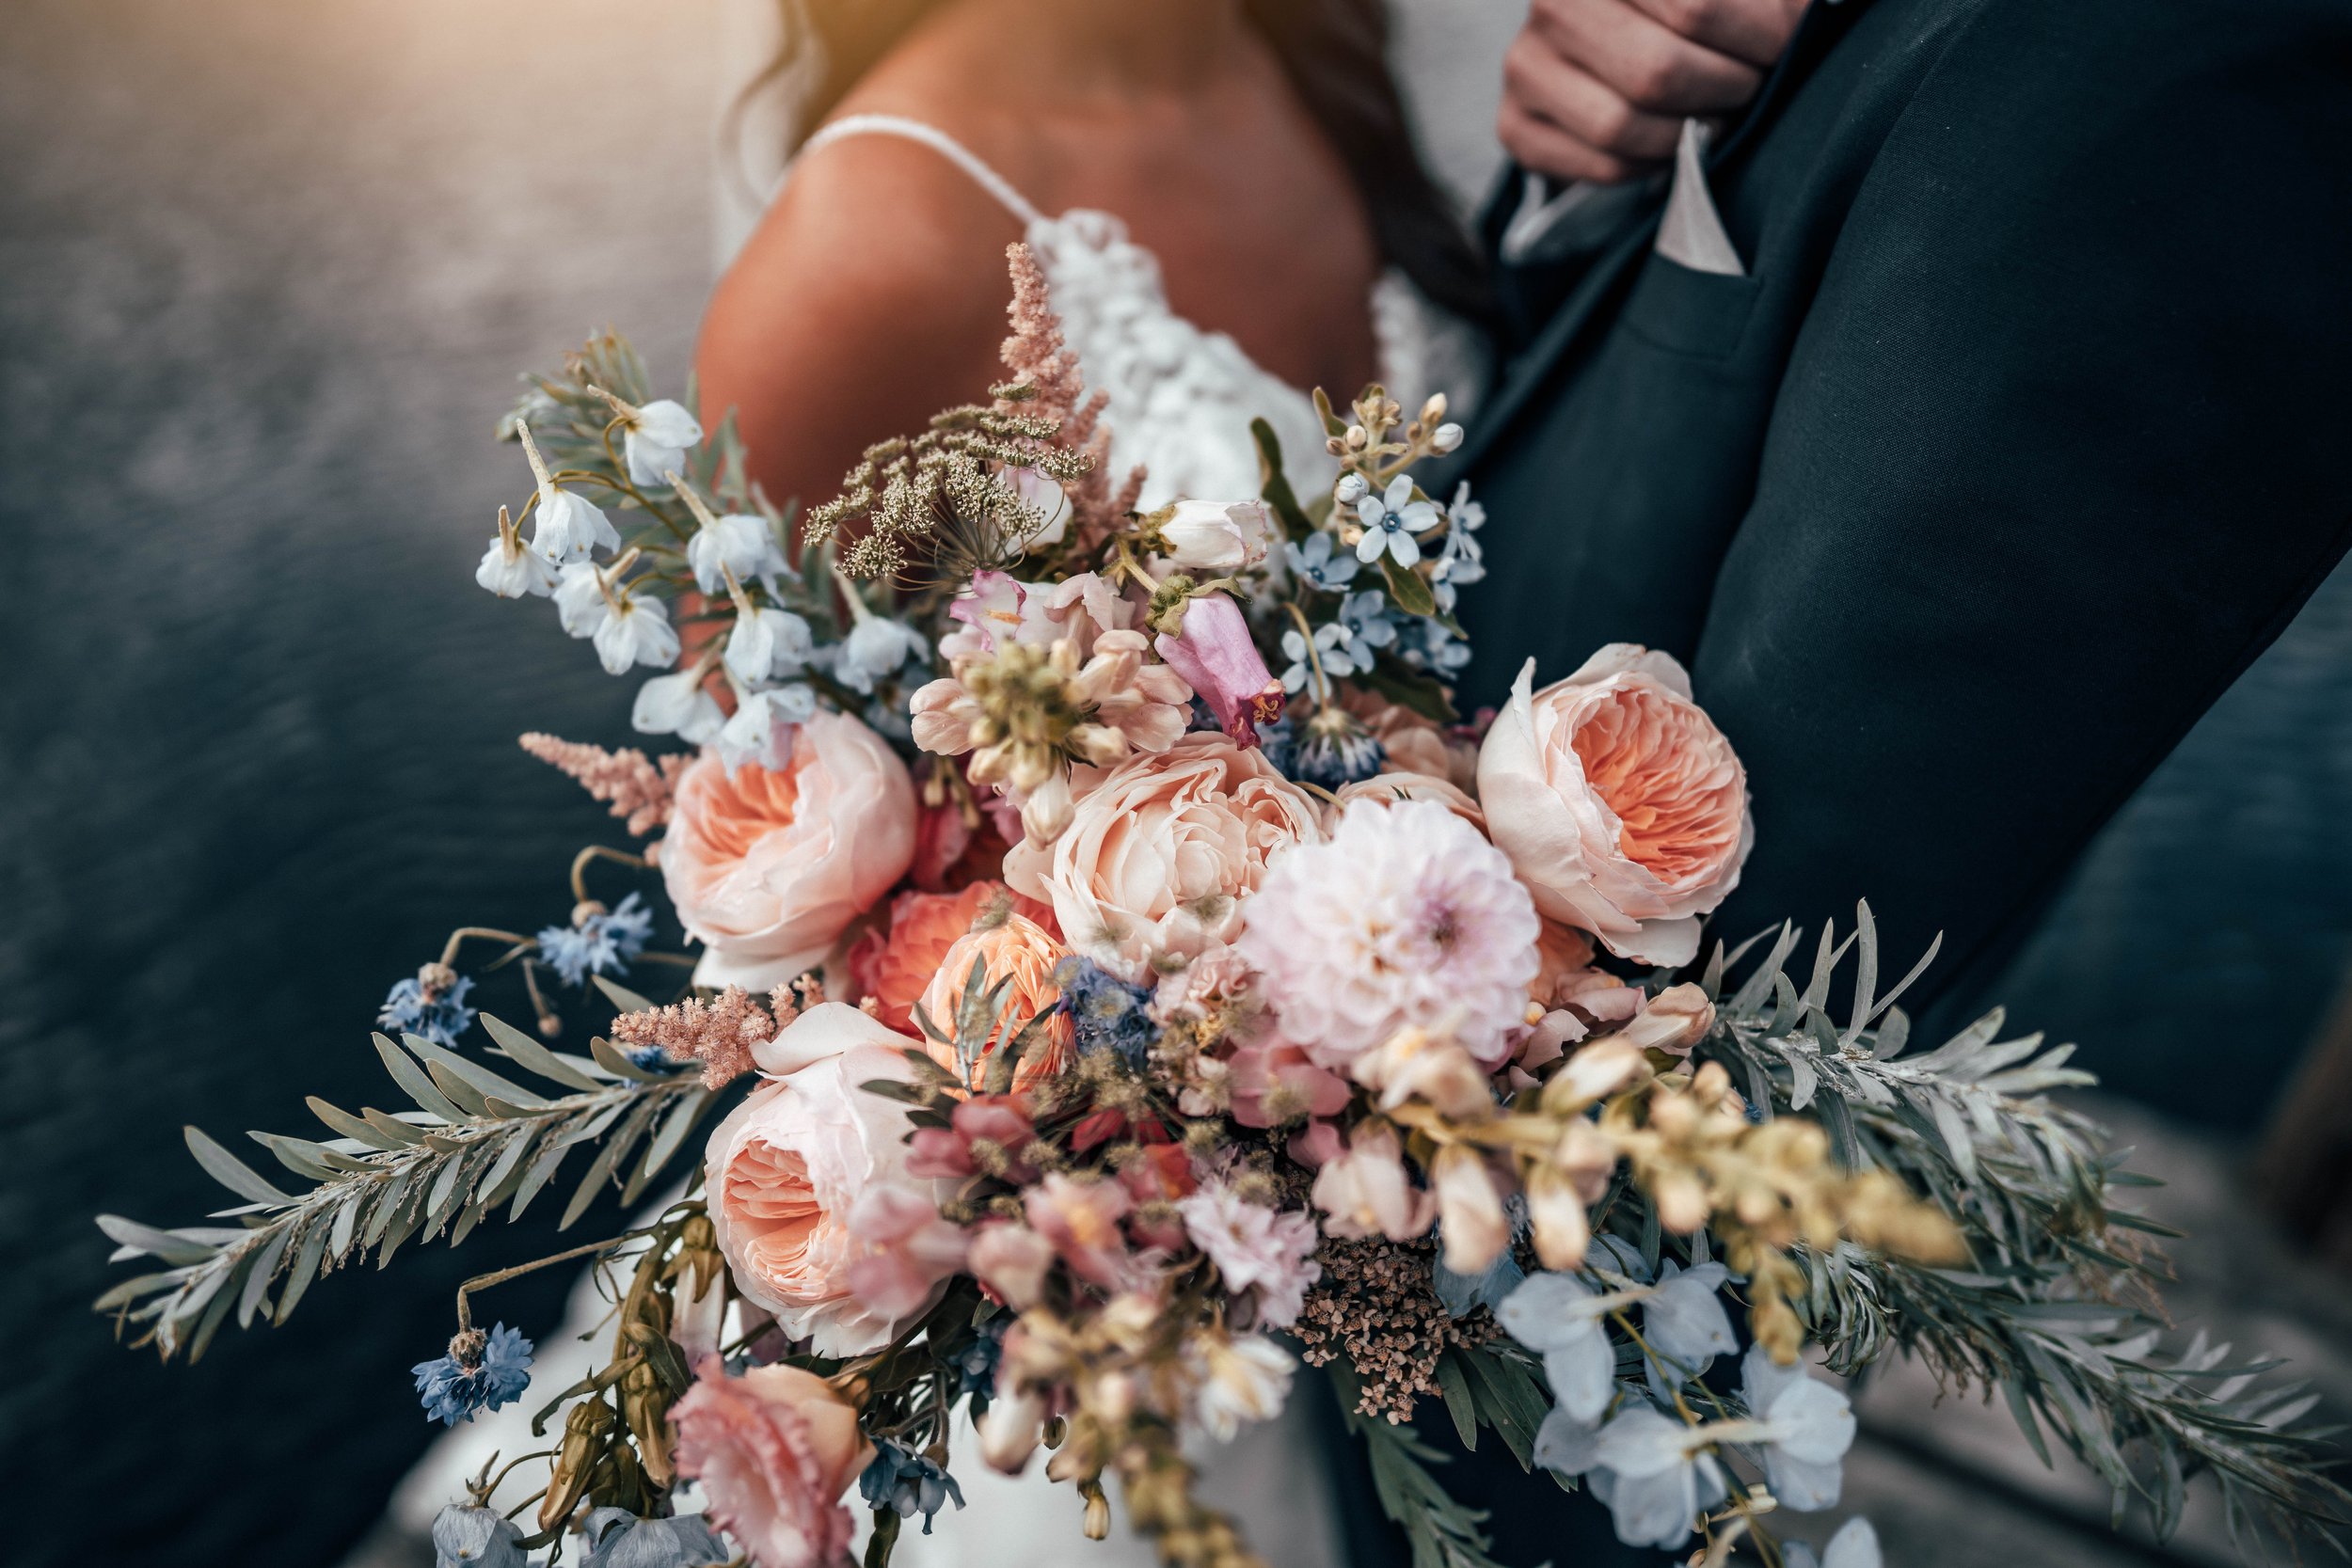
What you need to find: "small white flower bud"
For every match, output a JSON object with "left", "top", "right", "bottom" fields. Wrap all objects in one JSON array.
[
  {"left": 1431, "top": 422, "right": 1465, "bottom": 453},
  {"left": 1334, "top": 473, "right": 1369, "bottom": 505}
]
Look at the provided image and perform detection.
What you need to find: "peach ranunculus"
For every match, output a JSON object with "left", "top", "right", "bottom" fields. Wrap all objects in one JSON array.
[
  {"left": 914, "top": 911, "right": 1074, "bottom": 1089},
  {"left": 664, "top": 710, "right": 918, "bottom": 990},
  {"left": 704, "top": 1004, "right": 944, "bottom": 1356},
  {"left": 1004, "top": 732, "right": 1322, "bottom": 981},
  {"left": 672, "top": 1359, "right": 872, "bottom": 1568},
  {"left": 845, "top": 881, "right": 1008, "bottom": 1033},
  {"left": 1477, "top": 648, "right": 1752, "bottom": 968}
]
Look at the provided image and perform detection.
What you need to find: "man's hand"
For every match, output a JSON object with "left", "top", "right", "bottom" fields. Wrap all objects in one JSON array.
[{"left": 1499, "top": 0, "right": 1810, "bottom": 183}]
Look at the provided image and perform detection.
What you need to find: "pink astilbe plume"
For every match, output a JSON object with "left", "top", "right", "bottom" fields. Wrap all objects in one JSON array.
[
  {"left": 609, "top": 984, "right": 818, "bottom": 1089},
  {"left": 998, "top": 243, "right": 1144, "bottom": 547},
  {"left": 518, "top": 733, "right": 692, "bottom": 837}
]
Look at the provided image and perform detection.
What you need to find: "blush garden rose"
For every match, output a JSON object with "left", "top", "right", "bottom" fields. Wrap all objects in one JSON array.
[{"left": 1477, "top": 646, "right": 1752, "bottom": 968}]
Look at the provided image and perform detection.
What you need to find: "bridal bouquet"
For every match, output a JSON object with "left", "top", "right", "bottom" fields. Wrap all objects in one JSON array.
[{"left": 100, "top": 248, "right": 2346, "bottom": 1568}]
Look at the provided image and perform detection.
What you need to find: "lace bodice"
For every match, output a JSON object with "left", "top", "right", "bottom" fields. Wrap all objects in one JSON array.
[{"left": 800, "top": 115, "right": 1486, "bottom": 510}]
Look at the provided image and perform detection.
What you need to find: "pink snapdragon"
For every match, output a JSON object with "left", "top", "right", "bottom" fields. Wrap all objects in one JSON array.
[{"left": 1154, "top": 594, "right": 1283, "bottom": 748}]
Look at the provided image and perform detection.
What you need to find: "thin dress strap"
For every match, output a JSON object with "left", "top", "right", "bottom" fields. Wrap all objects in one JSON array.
[{"left": 797, "top": 113, "right": 1047, "bottom": 227}]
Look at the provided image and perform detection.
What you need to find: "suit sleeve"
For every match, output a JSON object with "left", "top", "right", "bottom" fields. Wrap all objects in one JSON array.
[{"left": 1688, "top": 0, "right": 2352, "bottom": 1019}]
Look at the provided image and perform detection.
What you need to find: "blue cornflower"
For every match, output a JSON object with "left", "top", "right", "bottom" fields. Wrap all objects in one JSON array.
[
  {"left": 1284, "top": 531, "right": 1361, "bottom": 593},
  {"left": 1294, "top": 708, "right": 1387, "bottom": 790},
  {"left": 952, "top": 1323, "right": 1004, "bottom": 1399},
  {"left": 622, "top": 1043, "right": 680, "bottom": 1074},
  {"left": 413, "top": 1323, "right": 534, "bottom": 1426},
  {"left": 1053, "top": 957, "right": 1157, "bottom": 1069},
  {"left": 535, "top": 892, "right": 655, "bottom": 988},
  {"left": 380, "top": 972, "right": 477, "bottom": 1048},
  {"left": 859, "top": 1439, "right": 968, "bottom": 1534}
]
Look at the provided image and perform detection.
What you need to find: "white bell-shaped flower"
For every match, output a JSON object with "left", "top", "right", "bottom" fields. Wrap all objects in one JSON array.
[
  {"left": 1785, "top": 1518, "right": 1882, "bottom": 1568},
  {"left": 591, "top": 591, "right": 678, "bottom": 676},
  {"left": 631, "top": 668, "right": 723, "bottom": 744},
  {"left": 475, "top": 506, "right": 556, "bottom": 598},
  {"left": 1739, "top": 1344, "right": 1857, "bottom": 1512},
  {"left": 828, "top": 573, "right": 929, "bottom": 694},
  {"left": 516, "top": 420, "right": 618, "bottom": 563},
  {"left": 717, "top": 685, "right": 817, "bottom": 775},
  {"left": 1499, "top": 1272, "right": 1619, "bottom": 1422},
  {"left": 608, "top": 393, "right": 703, "bottom": 488},
  {"left": 674, "top": 474, "right": 786, "bottom": 594},
  {"left": 725, "top": 606, "right": 815, "bottom": 688},
  {"left": 552, "top": 562, "right": 612, "bottom": 639}
]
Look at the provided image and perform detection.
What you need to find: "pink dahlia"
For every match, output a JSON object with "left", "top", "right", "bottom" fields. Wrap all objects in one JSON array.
[{"left": 1236, "top": 799, "right": 1541, "bottom": 1069}]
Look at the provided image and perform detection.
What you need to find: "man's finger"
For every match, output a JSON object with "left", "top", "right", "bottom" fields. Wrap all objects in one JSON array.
[
  {"left": 1528, "top": 0, "right": 1764, "bottom": 116},
  {"left": 1625, "top": 0, "right": 1807, "bottom": 72},
  {"left": 1497, "top": 98, "right": 1649, "bottom": 185},
  {"left": 1503, "top": 32, "right": 1684, "bottom": 167}
]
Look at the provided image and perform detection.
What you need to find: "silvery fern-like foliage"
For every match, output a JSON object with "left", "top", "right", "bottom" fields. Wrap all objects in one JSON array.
[
  {"left": 97, "top": 991, "right": 709, "bottom": 1364},
  {"left": 1698, "top": 905, "right": 2352, "bottom": 1551}
]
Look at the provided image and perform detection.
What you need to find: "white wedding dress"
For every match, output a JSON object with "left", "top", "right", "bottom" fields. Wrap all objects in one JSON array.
[{"left": 388, "top": 113, "right": 1486, "bottom": 1568}]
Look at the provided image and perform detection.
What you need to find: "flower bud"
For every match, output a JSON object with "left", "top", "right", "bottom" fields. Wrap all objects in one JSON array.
[
  {"left": 1430, "top": 1145, "right": 1511, "bottom": 1275},
  {"left": 1542, "top": 1037, "right": 1645, "bottom": 1114},
  {"left": 1526, "top": 1164, "right": 1594, "bottom": 1271},
  {"left": 1335, "top": 473, "right": 1369, "bottom": 505},
  {"left": 1619, "top": 984, "right": 1717, "bottom": 1058},
  {"left": 1431, "top": 422, "right": 1464, "bottom": 453},
  {"left": 977, "top": 1388, "right": 1046, "bottom": 1474},
  {"left": 1082, "top": 1481, "right": 1113, "bottom": 1540}
]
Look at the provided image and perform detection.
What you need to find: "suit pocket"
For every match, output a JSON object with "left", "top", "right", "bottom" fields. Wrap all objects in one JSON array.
[{"left": 1620, "top": 251, "right": 1763, "bottom": 362}]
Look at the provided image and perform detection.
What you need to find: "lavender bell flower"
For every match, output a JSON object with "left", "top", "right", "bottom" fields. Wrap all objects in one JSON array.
[
  {"left": 1738, "top": 1343, "right": 1858, "bottom": 1511},
  {"left": 577, "top": 1507, "right": 730, "bottom": 1568},
  {"left": 1785, "top": 1518, "right": 1883, "bottom": 1568},
  {"left": 1153, "top": 593, "right": 1283, "bottom": 748},
  {"left": 431, "top": 1505, "right": 531, "bottom": 1568}
]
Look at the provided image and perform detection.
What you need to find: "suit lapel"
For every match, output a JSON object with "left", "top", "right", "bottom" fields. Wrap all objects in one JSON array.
[{"left": 1455, "top": 0, "right": 1878, "bottom": 475}]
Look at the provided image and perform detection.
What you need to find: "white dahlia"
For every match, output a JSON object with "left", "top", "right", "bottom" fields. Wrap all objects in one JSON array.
[{"left": 1237, "top": 798, "right": 1541, "bottom": 1069}]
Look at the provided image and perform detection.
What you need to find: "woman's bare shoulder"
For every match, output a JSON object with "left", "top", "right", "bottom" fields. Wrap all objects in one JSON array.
[{"left": 696, "top": 122, "right": 1026, "bottom": 499}]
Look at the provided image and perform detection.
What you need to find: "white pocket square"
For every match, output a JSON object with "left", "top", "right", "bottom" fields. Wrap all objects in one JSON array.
[{"left": 1655, "top": 119, "right": 1745, "bottom": 277}]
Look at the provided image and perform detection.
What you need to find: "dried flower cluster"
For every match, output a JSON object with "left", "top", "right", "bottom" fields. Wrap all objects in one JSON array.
[{"left": 1295, "top": 1237, "right": 1504, "bottom": 1422}]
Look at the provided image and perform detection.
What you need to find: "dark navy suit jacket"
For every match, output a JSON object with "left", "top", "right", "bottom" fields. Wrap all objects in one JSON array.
[{"left": 1336, "top": 0, "right": 2352, "bottom": 1561}]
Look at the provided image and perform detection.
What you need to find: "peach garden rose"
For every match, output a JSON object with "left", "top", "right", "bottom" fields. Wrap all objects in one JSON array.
[
  {"left": 1004, "top": 732, "right": 1322, "bottom": 981},
  {"left": 1477, "top": 646, "right": 1752, "bottom": 968},
  {"left": 661, "top": 709, "right": 917, "bottom": 990},
  {"left": 702, "top": 1004, "right": 944, "bottom": 1357}
]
